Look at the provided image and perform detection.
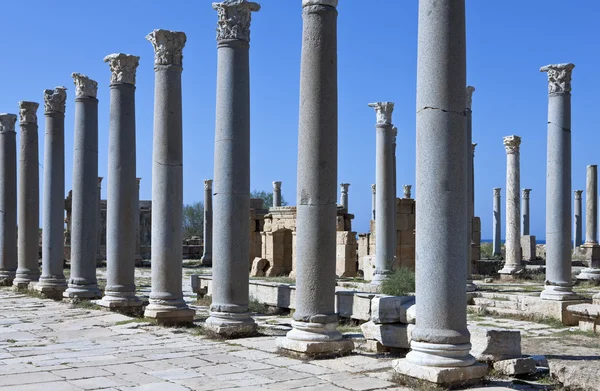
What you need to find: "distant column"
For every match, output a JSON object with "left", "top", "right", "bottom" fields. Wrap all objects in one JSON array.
[
  {"left": 65, "top": 73, "right": 101, "bottom": 300},
  {"left": 200, "top": 179, "right": 213, "bottom": 266},
  {"left": 493, "top": 188, "right": 502, "bottom": 256},
  {"left": 272, "top": 181, "right": 282, "bottom": 207},
  {"left": 96, "top": 177, "right": 104, "bottom": 263},
  {"left": 371, "top": 184, "right": 376, "bottom": 220},
  {"left": 36, "top": 87, "right": 68, "bottom": 298},
  {"left": 135, "top": 178, "right": 142, "bottom": 265},
  {"left": 402, "top": 185, "right": 411, "bottom": 199},
  {"left": 0, "top": 114, "right": 18, "bottom": 286},
  {"left": 584, "top": 165, "right": 598, "bottom": 245},
  {"left": 522, "top": 189, "right": 532, "bottom": 236},
  {"left": 574, "top": 190, "right": 583, "bottom": 247},
  {"left": 340, "top": 183, "right": 349, "bottom": 211},
  {"left": 540, "top": 63, "right": 578, "bottom": 301},
  {"left": 499, "top": 135, "right": 523, "bottom": 276},
  {"left": 144, "top": 29, "right": 194, "bottom": 324},
  {"left": 99, "top": 53, "right": 142, "bottom": 311},
  {"left": 466, "top": 87, "right": 476, "bottom": 291},
  {"left": 14, "top": 102, "right": 40, "bottom": 288}
]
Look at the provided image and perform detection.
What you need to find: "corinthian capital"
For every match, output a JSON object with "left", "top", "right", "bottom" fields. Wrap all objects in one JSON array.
[
  {"left": 540, "top": 63, "right": 575, "bottom": 94},
  {"left": 472, "top": 143, "right": 477, "bottom": 157},
  {"left": 204, "top": 179, "right": 213, "bottom": 190},
  {"left": 371, "top": 184, "right": 376, "bottom": 193},
  {"left": 104, "top": 53, "right": 140, "bottom": 85},
  {"left": 340, "top": 183, "right": 350, "bottom": 193},
  {"left": 303, "top": 0, "right": 338, "bottom": 6},
  {"left": 72, "top": 73, "right": 98, "bottom": 98},
  {"left": 522, "top": 188, "right": 532, "bottom": 199},
  {"left": 136, "top": 177, "right": 142, "bottom": 189},
  {"left": 466, "top": 86, "right": 475, "bottom": 110},
  {"left": 212, "top": 0, "right": 261, "bottom": 43},
  {"left": 575, "top": 190, "right": 583, "bottom": 199},
  {"left": 43, "top": 87, "right": 67, "bottom": 114},
  {"left": 146, "top": 29, "right": 187, "bottom": 67},
  {"left": 368, "top": 102, "right": 394, "bottom": 125},
  {"left": 493, "top": 188, "right": 501, "bottom": 197},
  {"left": 0, "top": 114, "right": 17, "bottom": 133},
  {"left": 503, "top": 135, "right": 521, "bottom": 154},
  {"left": 272, "top": 181, "right": 281, "bottom": 191},
  {"left": 18, "top": 101, "right": 39, "bottom": 124}
]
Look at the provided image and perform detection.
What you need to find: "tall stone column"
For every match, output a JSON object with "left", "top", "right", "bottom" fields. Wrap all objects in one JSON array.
[
  {"left": 394, "top": 0, "right": 486, "bottom": 383},
  {"left": 135, "top": 178, "right": 142, "bottom": 265},
  {"left": 369, "top": 102, "right": 395, "bottom": 283},
  {"left": 200, "top": 179, "right": 213, "bottom": 266},
  {"left": 98, "top": 53, "right": 142, "bottom": 310},
  {"left": 13, "top": 102, "right": 40, "bottom": 288},
  {"left": 144, "top": 29, "right": 194, "bottom": 324},
  {"left": 493, "top": 188, "right": 502, "bottom": 256},
  {"left": 465, "top": 86, "right": 476, "bottom": 291},
  {"left": 206, "top": 0, "right": 260, "bottom": 337},
  {"left": 499, "top": 135, "right": 523, "bottom": 276},
  {"left": 96, "top": 177, "right": 104, "bottom": 263},
  {"left": 272, "top": 181, "right": 282, "bottom": 207},
  {"left": 277, "top": 0, "right": 353, "bottom": 357},
  {"left": 574, "top": 190, "right": 583, "bottom": 247},
  {"left": 540, "top": 63, "right": 578, "bottom": 300},
  {"left": 339, "top": 183, "right": 349, "bottom": 211},
  {"left": 36, "top": 87, "right": 68, "bottom": 298},
  {"left": 0, "top": 114, "right": 18, "bottom": 286},
  {"left": 371, "top": 184, "right": 376, "bottom": 220},
  {"left": 64, "top": 73, "right": 101, "bottom": 300},
  {"left": 584, "top": 165, "right": 598, "bottom": 245},
  {"left": 522, "top": 189, "right": 532, "bottom": 235}
]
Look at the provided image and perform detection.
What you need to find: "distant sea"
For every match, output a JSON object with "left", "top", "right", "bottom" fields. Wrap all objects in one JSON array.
[{"left": 481, "top": 239, "right": 546, "bottom": 244}]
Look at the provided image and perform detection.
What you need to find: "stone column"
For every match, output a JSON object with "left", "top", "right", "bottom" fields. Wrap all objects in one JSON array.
[
  {"left": 64, "top": 73, "right": 101, "bottom": 300},
  {"left": 96, "top": 177, "right": 104, "bottom": 263},
  {"left": 393, "top": 0, "right": 486, "bottom": 383},
  {"left": 277, "top": 0, "right": 353, "bottom": 357},
  {"left": 98, "top": 53, "right": 142, "bottom": 310},
  {"left": 135, "top": 178, "right": 142, "bottom": 265},
  {"left": 143, "top": 29, "right": 194, "bottom": 324},
  {"left": 371, "top": 184, "right": 376, "bottom": 220},
  {"left": 339, "top": 183, "right": 349, "bottom": 211},
  {"left": 36, "top": 87, "right": 68, "bottom": 298},
  {"left": 206, "top": 0, "right": 260, "bottom": 337},
  {"left": 465, "top": 87, "right": 476, "bottom": 291},
  {"left": 493, "top": 188, "right": 502, "bottom": 256},
  {"left": 584, "top": 165, "right": 598, "bottom": 245},
  {"left": 522, "top": 189, "right": 532, "bottom": 235},
  {"left": 369, "top": 102, "right": 395, "bottom": 283},
  {"left": 540, "top": 63, "right": 578, "bottom": 300},
  {"left": 272, "top": 181, "right": 282, "bottom": 208},
  {"left": 499, "top": 135, "right": 523, "bottom": 276},
  {"left": 402, "top": 185, "right": 411, "bottom": 199},
  {"left": 200, "top": 179, "right": 213, "bottom": 266},
  {"left": 13, "top": 102, "right": 40, "bottom": 288},
  {"left": 574, "top": 190, "right": 583, "bottom": 247},
  {"left": 0, "top": 114, "right": 18, "bottom": 286}
]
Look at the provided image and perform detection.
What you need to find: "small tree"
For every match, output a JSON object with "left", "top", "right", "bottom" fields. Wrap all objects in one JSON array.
[
  {"left": 250, "top": 189, "right": 288, "bottom": 209},
  {"left": 183, "top": 201, "right": 204, "bottom": 239}
]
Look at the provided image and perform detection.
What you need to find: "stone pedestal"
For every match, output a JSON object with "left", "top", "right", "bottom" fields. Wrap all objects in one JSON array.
[
  {"left": 336, "top": 231, "right": 357, "bottom": 277},
  {"left": 143, "top": 30, "right": 195, "bottom": 325},
  {"left": 574, "top": 190, "right": 583, "bottom": 247},
  {"left": 272, "top": 181, "right": 282, "bottom": 208},
  {"left": 393, "top": 0, "right": 484, "bottom": 386},
  {"left": 97, "top": 54, "right": 142, "bottom": 312},
  {"left": 493, "top": 188, "right": 502, "bottom": 256},
  {"left": 521, "top": 235, "right": 536, "bottom": 262},
  {"left": 339, "top": 183, "right": 349, "bottom": 211},
  {"left": 13, "top": 102, "right": 40, "bottom": 289},
  {"left": 200, "top": 179, "right": 213, "bottom": 266},
  {"left": 277, "top": 0, "right": 353, "bottom": 358},
  {"left": 0, "top": 114, "right": 18, "bottom": 286},
  {"left": 205, "top": 1, "right": 260, "bottom": 338},
  {"left": 64, "top": 73, "right": 101, "bottom": 301}
]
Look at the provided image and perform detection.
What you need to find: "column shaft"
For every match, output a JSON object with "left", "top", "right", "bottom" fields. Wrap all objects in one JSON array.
[
  {"left": 500, "top": 136, "right": 522, "bottom": 275},
  {"left": 493, "top": 189, "right": 502, "bottom": 255},
  {"left": 200, "top": 180, "right": 212, "bottom": 266},
  {"left": 340, "top": 183, "right": 349, "bottom": 211},
  {"left": 272, "top": 181, "right": 282, "bottom": 207},
  {"left": 574, "top": 191, "right": 583, "bottom": 247},
  {"left": 585, "top": 165, "right": 598, "bottom": 244},
  {"left": 522, "top": 189, "right": 531, "bottom": 236},
  {"left": 371, "top": 184, "right": 376, "bottom": 220},
  {"left": 465, "top": 87, "right": 475, "bottom": 290},
  {"left": 0, "top": 114, "right": 17, "bottom": 285},
  {"left": 135, "top": 178, "right": 142, "bottom": 264}
]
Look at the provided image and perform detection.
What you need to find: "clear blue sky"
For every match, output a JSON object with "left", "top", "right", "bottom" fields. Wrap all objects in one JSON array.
[{"left": 1, "top": 1, "right": 599, "bottom": 240}]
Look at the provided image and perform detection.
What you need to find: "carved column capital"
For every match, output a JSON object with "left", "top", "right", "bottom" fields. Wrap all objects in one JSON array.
[
  {"left": 371, "top": 184, "right": 376, "bottom": 193},
  {"left": 575, "top": 190, "right": 583, "bottom": 199},
  {"left": 403, "top": 185, "right": 412, "bottom": 198},
  {"left": 72, "top": 73, "right": 98, "bottom": 99},
  {"left": 540, "top": 63, "right": 575, "bottom": 94},
  {"left": 146, "top": 29, "right": 187, "bottom": 67},
  {"left": 340, "top": 183, "right": 350, "bottom": 193},
  {"left": 18, "top": 101, "right": 39, "bottom": 124},
  {"left": 493, "top": 188, "right": 501, "bottom": 197},
  {"left": 205, "top": 179, "right": 214, "bottom": 190},
  {"left": 136, "top": 177, "right": 142, "bottom": 189},
  {"left": 212, "top": 0, "right": 261, "bottom": 43},
  {"left": 368, "top": 102, "right": 394, "bottom": 125},
  {"left": 97, "top": 177, "right": 104, "bottom": 188},
  {"left": 522, "top": 188, "right": 532, "bottom": 199},
  {"left": 466, "top": 85, "right": 475, "bottom": 110},
  {"left": 272, "top": 181, "right": 281, "bottom": 191},
  {"left": 104, "top": 53, "right": 140, "bottom": 85},
  {"left": 43, "top": 87, "right": 67, "bottom": 114},
  {"left": 303, "top": 0, "right": 337, "bottom": 6},
  {"left": 503, "top": 135, "right": 521, "bottom": 154},
  {"left": 0, "top": 114, "right": 17, "bottom": 133}
]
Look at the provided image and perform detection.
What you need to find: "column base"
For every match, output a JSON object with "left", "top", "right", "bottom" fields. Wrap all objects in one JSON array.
[
  {"left": 96, "top": 293, "right": 143, "bottom": 315},
  {"left": 63, "top": 284, "right": 102, "bottom": 300},
  {"left": 0, "top": 271, "right": 16, "bottom": 286},
  {"left": 498, "top": 265, "right": 525, "bottom": 277},
  {"left": 144, "top": 299, "right": 195, "bottom": 326},
  {"left": 205, "top": 311, "right": 256, "bottom": 338},
  {"left": 33, "top": 279, "right": 67, "bottom": 300},
  {"left": 12, "top": 275, "right": 40, "bottom": 290},
  {"left": 392, "top": 359, "right": 487, "bottom": 387},
  {"left": 276, "top": 320, "right": 354, "bottom": 359},
  {"left": 466, "top": 281, "right": 478, "bottom": 292},
  {"left": 540, "top": 285, "right": 581, "bottom": 301},
  {"left": 200, "top": 255, "right": 212, "bottom": 267},
  {"left": 577, "top": 268, "right": 600, "bottom": 281}
]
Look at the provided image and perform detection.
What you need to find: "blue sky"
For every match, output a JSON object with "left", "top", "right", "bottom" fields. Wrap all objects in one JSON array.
[{"left": 1, "top": 1, "right": 599, "bottom": 240}]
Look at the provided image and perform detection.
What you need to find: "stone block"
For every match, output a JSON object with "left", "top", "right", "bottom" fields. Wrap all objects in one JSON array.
[
  {"left": 371, "top": 295, "right": 415, "bottom": 324},
  {"left": 396, "top": 214, "right": 409, "bottom": 231},
  {"left": 392, "top": 360, "right": 487, "bottom": 386},
  {"left": 397, "top": 199, "right": 415, "bottom": 214},
  {"left": 473, "top": 216, "right": 481, "bottom": 232},
  {"left": 361, "top": 255, "right": 376, "bottom": 281},
  {"left": 567, "top": 303, "right": 600, "bottom": 333},
  {"left": 469, "top": 326, "right": 521, "bottom": 362},
  {"left": 471, "top": 245, "right": 481, "bottom": 262},
  {"left": 493, "top": 357, "right": 536, "bottom": 376},
  {"left": 579, "top": 243, "right": 600, "bottom": 267},
  {"left": 550, "top": 359, "right": 600, "bottom": 391},
  {"left": 360, "top": 321, "right": 413, "bottom": 349},
  {"left": 336, "top": 216, "right": 345, "bottom": 231},
  {"left": 536, "top": 244, "right": 546, "bottom": 260},
  {"left": 520, "top": 235, "right": 537, "bottom": 261},
  {"left": 276, "top": 337, "right": 354, "bottom": 358},
  {"left": 336, "top": 291, "right": 374, "bottom": 321},
  {"left": 520, "top": 296, "right": 591, "bottom": 326},
  {"left": 250, "top": 258, "right": 270, "bottom": 277},
  {"left": 406, "top": 303, "right": 416, "bottom": 324}
]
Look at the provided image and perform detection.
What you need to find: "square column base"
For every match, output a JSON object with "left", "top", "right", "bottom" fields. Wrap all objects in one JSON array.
[
  {"left": 32, "top": 282, "right": 67, "bottom": 300},
  {"left": 95, "top": 297, "right": 144, "bottom": 316},
  {"left": 276, "top": 337, "right": 354, "bottom": 359},
  {"left": 392, "top": 359, "right": 487, "bottom": 387},
  {"left": 578, "top": 243, "right": 600, "bottom": 267},
  {"left": 144, "top": 306, "right": 195, "bottom": 326}
]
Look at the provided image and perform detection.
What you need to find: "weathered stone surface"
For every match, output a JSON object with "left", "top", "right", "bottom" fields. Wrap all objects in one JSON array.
[
  {"left": 370, "top": 295, "right": 414, "bottom": 324},
  {"left": 250, "top": 258, "right": 270, "bottom": 277},
  {"left": 469, "top": 327, "right": 521, "bottom": 362},
  {"left": 405, "top": 303, "right": 416, "bottom": 324},
  {"left": 520, "top": 235, "right": 536, "bottom": 262},
  {"left": 493, "top": 357, "right": 536, "bottom": 376},
  {"left": 550, "top": 359, "right": 600, "bottom": 390},
  {"left": 336, "top": 292, "right": 373, "bottom": 321},
  {"left": 393, "top": 360, "right": 487, "bottom": 386},
  {"left": 521, "top": 296, "right": 589, "bottom": 326},
  {"left": 360, "top": 321, "right": 413, "bottom": 349},
  {"left": 567, "top": 303, "right": 600, "bottom": 333}
]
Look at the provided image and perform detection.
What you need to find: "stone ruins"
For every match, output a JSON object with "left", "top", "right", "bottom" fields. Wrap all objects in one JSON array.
[{"left": 0, "top": 0, "right": 599, "bottom": 389}]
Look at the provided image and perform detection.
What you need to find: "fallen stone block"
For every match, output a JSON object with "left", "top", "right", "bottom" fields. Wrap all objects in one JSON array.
[
  {"left": 370, "top": 295, "right": 415, "bottom": 324},
  {"left": 469, "top": 326, "right": 521, "bottom": 362},
  {"left": 493, "top": 357, "right": 536, "bottom": 376},
  {"left": 360, "top": 320, "right": 413, "bottom": 349},
  {"left": 529, "top": 355, "right": 548, "bottom": 368},
  {"left": 567, "top": 303, "right": 600, "bottom": 334},
  {"left": 550, "top": 359, "right": 600, "bottom": 390},
  {"left": 250, "top": 257, "right": 270, "bottom": 277}
]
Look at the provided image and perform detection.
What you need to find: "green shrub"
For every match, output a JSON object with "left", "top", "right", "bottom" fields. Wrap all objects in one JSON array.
[{"left": 381, "top": 267, "right": 415, "bottom": 296}]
